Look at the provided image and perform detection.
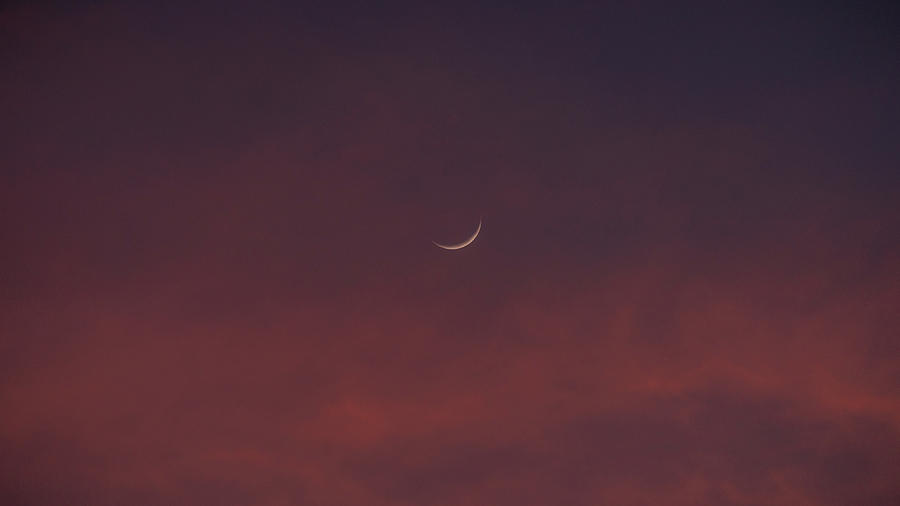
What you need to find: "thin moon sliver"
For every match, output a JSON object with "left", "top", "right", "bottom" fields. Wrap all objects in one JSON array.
[{"left": 433, "top": 219, "right": 482, "bottom": 250}]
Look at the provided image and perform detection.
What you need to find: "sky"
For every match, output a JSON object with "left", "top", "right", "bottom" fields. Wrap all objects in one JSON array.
[{"left": 1, "top": 1, "right": 898, "bottom": 504}]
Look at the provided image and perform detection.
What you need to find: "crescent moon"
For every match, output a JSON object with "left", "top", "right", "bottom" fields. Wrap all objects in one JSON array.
[{"left": 433, "top": 219, "right": 482, "bottom": 250}]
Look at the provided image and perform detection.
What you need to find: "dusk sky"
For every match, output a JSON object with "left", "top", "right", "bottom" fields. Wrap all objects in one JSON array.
[{"left": 1, "top": 1, "right": 899, "bottom": 504}]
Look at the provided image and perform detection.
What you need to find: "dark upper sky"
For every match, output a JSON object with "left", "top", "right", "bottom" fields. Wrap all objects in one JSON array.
[{"left": 1, "top": 1, "right": 898, "bottom": 505}]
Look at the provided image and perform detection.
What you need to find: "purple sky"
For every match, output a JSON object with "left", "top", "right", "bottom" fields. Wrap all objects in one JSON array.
[{"left": 2, "top": 2, "right": 899, "bottom": 504}]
